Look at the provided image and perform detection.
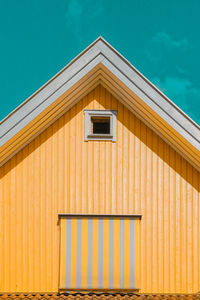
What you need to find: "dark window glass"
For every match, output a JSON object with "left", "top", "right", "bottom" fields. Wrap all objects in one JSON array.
[{"left": 91, "top": 117, "right": 110, "bottom": 134}]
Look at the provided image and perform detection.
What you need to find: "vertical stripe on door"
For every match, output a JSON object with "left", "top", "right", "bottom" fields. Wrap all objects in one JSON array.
[
  {"left": 70, "top": 219, "right": 77, "bottom": 288},
  {"left": 124, "top": 219, "right": 130, "bottom": 289},
  {"left": 98, "top": 219, "right": 104, "bottom": 288},
  {"left": 92, "top": 218, "right": 98, "bottom": 288},
  {"left": 81, "top": 218, "right": 88, "bottom": 288},
  {"left": 109, "top": 219, "right": 114, "bottom": 288},
  {"left": 103, "top": 219, "right": 109, "bottom": 288},
  {"left": 119, "top": 219, "right": 124, "bottom": 288},
  {"left": 76, "top": 218, "right": 82, "bottom": 288},
  {"left": 87, "top": 218, "right": 93, "bottom": 288},
  {"left": 60, "top": 219, "right": 67, "bottom": 288},
  {"left": 65, "top": 219, "right": 72, "bottom": 288},
  {"left": 114, "top": 218, "right": 120, "bottom": 288},
  {"left": 130, "top": 219, "right": 135, "bottom": 288}
]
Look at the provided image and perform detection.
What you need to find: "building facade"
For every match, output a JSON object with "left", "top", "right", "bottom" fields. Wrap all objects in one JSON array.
[{"left": 0, "top": 38, "right": 200, "bottom": 297}]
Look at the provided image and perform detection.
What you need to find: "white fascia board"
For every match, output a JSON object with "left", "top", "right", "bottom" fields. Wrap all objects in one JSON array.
[
  {"left": 0, "top": 47, "right": 103, "bottom": 146},
  {"left": 95, "top": 39, "right": 200, "bottom": 151},
  {"left": 1, "top": 37, "right": 200, "bottom": 152},
  {"left": 101, "top": 57, "right": 200, "bottom": 150}
]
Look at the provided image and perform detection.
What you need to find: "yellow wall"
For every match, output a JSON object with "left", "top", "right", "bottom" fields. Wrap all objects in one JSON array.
[{"left": 0, "top": 84, "right": 200, "bottom": 293}]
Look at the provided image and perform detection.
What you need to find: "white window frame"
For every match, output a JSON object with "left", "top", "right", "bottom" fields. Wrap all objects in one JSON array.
[{"left": 84, "top": 110, "right": 117, "bottom": 141}]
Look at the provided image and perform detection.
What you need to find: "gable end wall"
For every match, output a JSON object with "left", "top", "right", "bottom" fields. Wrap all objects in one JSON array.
[{"left": 0, "top": 85, "right": 200, "bottom": 293}]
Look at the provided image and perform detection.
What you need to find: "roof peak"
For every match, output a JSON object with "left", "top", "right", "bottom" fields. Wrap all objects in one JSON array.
[{"left": 0, "top": 37, "right": 199, "bottom": 169}]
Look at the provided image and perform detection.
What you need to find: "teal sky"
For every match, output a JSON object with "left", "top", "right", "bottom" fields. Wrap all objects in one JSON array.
[{"left": 0, "top": 0, "right": 200, "bottom": 124}]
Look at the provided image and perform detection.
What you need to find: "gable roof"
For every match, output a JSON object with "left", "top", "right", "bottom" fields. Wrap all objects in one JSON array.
[{"left": 0, "top": 37, "right": 200, "bottom": 170}]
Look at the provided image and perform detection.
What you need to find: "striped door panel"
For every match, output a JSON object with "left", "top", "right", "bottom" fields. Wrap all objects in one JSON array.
[{"left": 59, "top": 216, "right": 140, "bottom": 290}]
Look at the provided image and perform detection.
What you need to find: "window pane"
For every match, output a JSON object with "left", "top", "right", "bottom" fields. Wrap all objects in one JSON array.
[{"left": 91, "top": 117, "right": 110, "bottom": 134}]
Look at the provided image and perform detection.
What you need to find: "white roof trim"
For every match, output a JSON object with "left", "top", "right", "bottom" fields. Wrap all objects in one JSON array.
[{"left": 1, "top": 36, "right": 200, "bottom": 152}]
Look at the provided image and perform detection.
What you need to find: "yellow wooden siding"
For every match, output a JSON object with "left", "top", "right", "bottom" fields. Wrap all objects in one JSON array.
[{"left": 0, "top": 84, "right": 200, "bottom": 293}]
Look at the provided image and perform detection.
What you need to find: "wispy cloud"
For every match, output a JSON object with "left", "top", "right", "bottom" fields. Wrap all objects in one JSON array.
[
  {"left": 66, "top": 0, "right": 83, "bottom": 23},
  {"left": 141, "top": 31, "right": 200, "bottom": 124},
  {"left": 152, "top": 32, "right": 189, "bottom": 49},
  {"left": 65, "top": 0, "right": 103, "bottom": 42},
  {"left": 152, "top": 75, "right": 200, "bottom": 124},
  {"left": 145, "top": 31, "right": 189, "bottom": 64}
]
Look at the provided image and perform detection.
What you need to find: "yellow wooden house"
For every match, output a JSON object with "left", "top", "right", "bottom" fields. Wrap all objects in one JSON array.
[{"left": 0, "top": 37, "right": 200, "bottom": 299}]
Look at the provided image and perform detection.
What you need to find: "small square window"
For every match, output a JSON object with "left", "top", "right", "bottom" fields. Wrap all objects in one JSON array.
[
  {"left": 91, "top": 116, "right": 110, "bottom": 134},
  {"left": 84, "top": 110, "right": 117, "bottom": 141}
]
